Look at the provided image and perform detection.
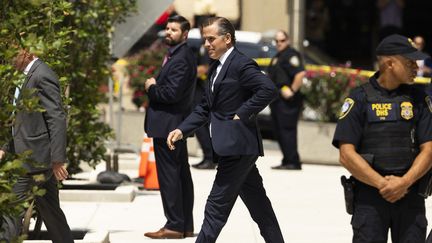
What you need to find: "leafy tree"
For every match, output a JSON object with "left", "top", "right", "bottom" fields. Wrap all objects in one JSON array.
[{"left": 0, "top": 0, "right": 136, "bottom": 239}]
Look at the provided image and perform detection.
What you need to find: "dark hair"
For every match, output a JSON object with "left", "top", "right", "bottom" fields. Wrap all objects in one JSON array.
[
  {"left": 200, "top": 16, "right": 236, "bottom": 45},
  {"left": 167, "top": 15, "right": 191, "bottom": 33}
]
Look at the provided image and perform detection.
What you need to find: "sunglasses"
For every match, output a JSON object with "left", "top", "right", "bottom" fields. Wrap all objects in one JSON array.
[{"left": 275, "top": 39, "right": 286, "bottom": 43}]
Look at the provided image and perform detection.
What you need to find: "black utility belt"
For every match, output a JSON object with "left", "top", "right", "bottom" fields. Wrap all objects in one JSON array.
[{"left": 375, "top": 170, "right": 407, "bottom": 177}]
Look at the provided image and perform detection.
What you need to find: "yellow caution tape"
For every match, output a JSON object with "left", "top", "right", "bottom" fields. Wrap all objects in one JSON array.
[{"left": 253, "top": 58, "right": 431, "bottom": 84}]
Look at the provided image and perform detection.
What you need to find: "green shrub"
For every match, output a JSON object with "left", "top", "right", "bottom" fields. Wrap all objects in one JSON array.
[
  {"left": 0, "top": 1, "right": 136, "bottom": 238},
  {"left": 127, "top": 47, "right": 166, "bottom": 109},
  {"left": 302, "top": 66, "right": 369, "bottom": 122}
]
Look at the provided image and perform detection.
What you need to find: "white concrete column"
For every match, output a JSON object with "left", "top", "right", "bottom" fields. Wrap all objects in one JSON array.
[{"left": 288, "top": 0, "right": 305, "bottom": 52}]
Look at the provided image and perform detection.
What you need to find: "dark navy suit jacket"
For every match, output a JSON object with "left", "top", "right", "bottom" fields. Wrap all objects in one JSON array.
[
  {"left": 178, "top": 48, "right": 277, "bottom": 156},
  {"left": 145, "top": 42, "right": 197, "bottom": 138}
]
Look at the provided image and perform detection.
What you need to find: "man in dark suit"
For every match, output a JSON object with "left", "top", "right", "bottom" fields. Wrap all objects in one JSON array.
[
  {"left": 0, "top": 49, "right": 73, "bottom": 243},
  {"left": 143, "top": 15, "right": 197, "bottom": 239},
  {"left": 167, "top": 17, "right": 285, "bottom": 243}
]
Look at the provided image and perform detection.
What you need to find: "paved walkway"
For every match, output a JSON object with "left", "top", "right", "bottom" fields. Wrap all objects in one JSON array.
[{"left": 54, "top": 146, "right": 432, "bottom": 243}]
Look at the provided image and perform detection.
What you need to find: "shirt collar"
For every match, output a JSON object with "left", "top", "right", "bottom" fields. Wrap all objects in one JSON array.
[
  {"left": 168, "top": 41, "right": 186, "bottom": 56},
  {"left": 24, "top": 58, "right": 38, "bottom": 75},
  {"left": 218, "top": 46, "right": 234, "bottom": 66}
]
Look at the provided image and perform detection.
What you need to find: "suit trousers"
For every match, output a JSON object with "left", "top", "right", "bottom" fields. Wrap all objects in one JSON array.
[
  {"left": 12, "top": 173, "right": 74, "bottom": 243},
  {"left": 153, "top": 138, "right": 194, "bottom": 232},
  {"left": 196, "top": 154, "right": 285, "bottom": 243},
  {"left": 195, "top": 125, "right": 213, "bottom": 161},
  {"left": 270, "top": 98, "right": 301, "bottom": 165},
  {"left": 352, "top": 182, "right": 427, "bottom": 243}
]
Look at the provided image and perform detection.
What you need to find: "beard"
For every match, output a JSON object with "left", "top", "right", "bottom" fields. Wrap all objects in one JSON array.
[{"left": 164, "top": 36, "right": 182, "bottom": 47}]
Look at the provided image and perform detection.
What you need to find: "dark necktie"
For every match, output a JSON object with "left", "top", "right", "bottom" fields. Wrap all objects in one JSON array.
[{"left": 210, "top": 60, "right": 221, "bottom": 92}]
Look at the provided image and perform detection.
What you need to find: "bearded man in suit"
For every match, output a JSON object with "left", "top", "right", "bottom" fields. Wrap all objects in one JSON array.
[{"left": 143, "top": 15, "right": 197, "bottom": 239}]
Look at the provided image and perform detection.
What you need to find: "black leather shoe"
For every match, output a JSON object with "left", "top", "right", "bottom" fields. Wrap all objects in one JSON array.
[
  {"left": 194, "top": 160, "right": 217, "bottom": 169},
  {"left": 272, "top": 164, "right": 302, "bottom": 170}
]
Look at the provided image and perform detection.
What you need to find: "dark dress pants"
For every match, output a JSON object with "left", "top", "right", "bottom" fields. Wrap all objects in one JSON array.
[
  {"left": 270, "top": 97, "right": 301, "bottom": 165},
  {"left": 153, "top": 138, "right": 194, "bottom": 232},
  {"left": 195, "top": 125, "right": 213, "bottom": 161},
  {"left": 196, "top": 154, "right": 284, "bottom": 243},
  {"left": 351, "top": 182, "right": 427, "bottom": 243},
  {"left": 12, "top": 172, "right": 74, "bottom": 243}
]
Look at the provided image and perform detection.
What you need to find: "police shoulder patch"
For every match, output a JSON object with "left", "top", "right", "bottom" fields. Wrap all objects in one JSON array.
[
  {"left": 425, "top": 96, "right": 432, "bottom": 113},
  {"left": 289, "top": 56, "right": 300, "bottom": 67},
  {"left": 339, "top": 98, "right": 355, "bottom": 119}
]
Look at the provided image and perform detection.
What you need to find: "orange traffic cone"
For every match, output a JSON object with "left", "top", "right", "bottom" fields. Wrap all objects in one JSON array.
[
  {"left": 144, "top": 146, "right": 159, "bottom": 190},
  {"left": 138, "top": 135, "right": 152, "bottom": 178},
  {"left": 138, "top": 133, "right": 160, "bottom": 190}
]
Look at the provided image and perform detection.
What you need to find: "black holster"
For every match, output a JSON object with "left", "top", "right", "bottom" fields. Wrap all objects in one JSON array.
[
  {"left": 340, "top": 175, "right": 355, "bottom": 215},
  {"left": 418, "top": 170, "right": 432, "bottom": 198}
]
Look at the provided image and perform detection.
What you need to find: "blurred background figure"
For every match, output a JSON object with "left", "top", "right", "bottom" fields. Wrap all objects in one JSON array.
[
  {"left": 377, "top": 0, "right": 404, "bottom": 40},
  {"left": 305, "top": 0, "right": 329, "bottom": 51},
  {"left": 413, "top": 35, "right": 432, "bottom": 77}
]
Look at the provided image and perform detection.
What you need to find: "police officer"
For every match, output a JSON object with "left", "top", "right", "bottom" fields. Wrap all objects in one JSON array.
[
  {"left": 333, "top": 34, "right": 432, "bottom": 242},
  {"left": 268, "top": 30, "right": 305, "bottom": 170}
]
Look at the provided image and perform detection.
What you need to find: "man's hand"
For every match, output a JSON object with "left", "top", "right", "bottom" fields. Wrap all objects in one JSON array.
[
  {"left": 379, "top": 175, "right": 410, "bottom": 203},
  {"left": 52, "top": 162, "right": 69, "bottom": 181},
  {"left": 280, "top": 86, "right": 294, "bottom": 100},
  {"left": 145, "top": 77, "right": 156, "bottom": 92},
  {"left": 197, "top": 65, "right": 208, "bottom": 77},
  {"left": 0, "top": 150, "right": 4, "bottom": 160},
  {"left": 167, "top": 129, "right": 183, "bottom": 150}
]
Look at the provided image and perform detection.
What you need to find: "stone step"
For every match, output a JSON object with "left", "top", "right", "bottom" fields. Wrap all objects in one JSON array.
[{"left": 59, "top": 185, "right": 136, "bottom": 202}]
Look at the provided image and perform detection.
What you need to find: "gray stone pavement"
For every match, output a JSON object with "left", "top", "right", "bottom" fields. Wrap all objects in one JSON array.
[{"left": 53, "top": 145, "right": 432, "bottom": 243}]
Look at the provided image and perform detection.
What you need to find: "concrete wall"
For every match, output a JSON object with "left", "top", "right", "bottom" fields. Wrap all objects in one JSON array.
[
  {"left": 241, "top": 0, "right": 289, "bottom": 32},
  {"left": 173, "top": 0, "right": 289, "bottom": 33},
  {"left": 174, "top": 0, "right": 240, "bottom": 27}
]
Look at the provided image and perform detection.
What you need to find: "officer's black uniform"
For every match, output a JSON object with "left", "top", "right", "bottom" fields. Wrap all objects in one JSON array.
[
  {"left": 333, "top": 34, "right": 432, "bottom": 243},
  {"left": 268, "top": 46, "right": 304, "bottom": 169}
]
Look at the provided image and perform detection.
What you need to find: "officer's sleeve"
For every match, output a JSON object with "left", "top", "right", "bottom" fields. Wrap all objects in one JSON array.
[
  {"left": 332, "top": 91, "right": 365, "bottom": 149},
  {"left": 280, "top": 52, "right": 305, "bottom": 77},
  {"left": 416, "top": 94, "right": 432, "bottom": 145}
]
